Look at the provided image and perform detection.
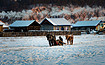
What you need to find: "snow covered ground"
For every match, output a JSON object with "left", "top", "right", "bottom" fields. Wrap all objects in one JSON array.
[{"left": 0, "top": 34, "right": 105, "bottom": 65}]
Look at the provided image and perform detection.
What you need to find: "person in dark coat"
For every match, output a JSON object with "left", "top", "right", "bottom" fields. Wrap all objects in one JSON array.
[
  {"left": 46, "top": 34, "right": 53, "bottom": 46},
  {"left": 46, "top": 33, "right": 56, "bottom": 46},
  {"left": 52, "top": 34, "right": 57, "bottom": 46},
  {"left": 59, "top": 36, "right": 63, "bottom": 41},
  {"left": 59, "top": 36, "right": 63, "bottom": 45}
]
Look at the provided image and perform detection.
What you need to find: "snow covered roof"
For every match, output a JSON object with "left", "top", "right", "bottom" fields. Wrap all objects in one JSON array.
[
  {"left": 3, "top": 24, "right": 9, "bottom": 28},
  {"left": 9, "top": 20, "right": 38, "bottom": 27},
  {"left": 0, "top": 20, "right": 9, "bottom": 28},
  {"left": 0, "top": 21, "right": 4, "bottom": 25},
  {"left": 40, "top": 18, "right": 71, "bottom": 26},
  {"left": 73, "top": 20, "right": 101, "bottom": 27}
]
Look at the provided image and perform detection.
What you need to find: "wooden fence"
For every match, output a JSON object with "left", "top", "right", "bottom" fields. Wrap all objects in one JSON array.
[{"left": 0, "top": 30, "right": 81, "bottom": 37}]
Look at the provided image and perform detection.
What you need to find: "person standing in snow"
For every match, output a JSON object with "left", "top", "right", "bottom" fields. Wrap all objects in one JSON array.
[
  {"left": 59, "top": 36, "right": 63, "bottom": 45},
  {"left": 46, "top": 33, "right": 56, "bottom": 46}
]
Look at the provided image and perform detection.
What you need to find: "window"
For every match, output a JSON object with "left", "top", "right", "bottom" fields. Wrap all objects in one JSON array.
[
  {"left": 56, "top": 27, "right": 59, "bottom": 30},
  {"left": 61, "top": 26, "right": 64, "bottom": 30},
  {"left": 66, "top": 26, "right": 69, "bottom": 30}
]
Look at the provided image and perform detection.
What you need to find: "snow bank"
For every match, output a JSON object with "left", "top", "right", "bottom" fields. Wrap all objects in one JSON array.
[{"left": 0, "top": 34, "right": 105, "bottom": 65}]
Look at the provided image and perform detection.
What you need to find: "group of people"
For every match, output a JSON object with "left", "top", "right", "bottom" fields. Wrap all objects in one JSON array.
[
  {"left": 46, "top": 33, "right": 74, "bottom": 46},
  {"left": 46, "top": 33, "right": 64, "bottom": 46}
]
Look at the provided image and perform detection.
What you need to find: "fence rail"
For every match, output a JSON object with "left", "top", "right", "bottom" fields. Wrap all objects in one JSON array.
[{"left": 0, "top": 30, "right": 81, "bottom": 37}]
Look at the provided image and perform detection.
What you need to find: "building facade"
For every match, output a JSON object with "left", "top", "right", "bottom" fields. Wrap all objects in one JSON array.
[
  {"left": 0, "top": 20, "right": 9, "bottom": 32},
  {"left": 0, "top": 25, "right": 3, "bottom": 32},
  {"left": 72, "top": 20, "right": 102, "bottom": 32},
  {"left": 40, "top": 18, "right": 71, "bottom": 31},
  {"left": 9, "top": 20, "right": 40, "bottom": 32}
]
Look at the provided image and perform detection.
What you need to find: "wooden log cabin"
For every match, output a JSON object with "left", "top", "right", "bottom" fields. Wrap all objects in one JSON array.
[
  {"left": 0, "top": 25, "right": 3, "bottom": 32},
  {"left": 9, "top": 20, "right": 40, "bottom": 32},
  {"left": 72, "top": 20, "right": 102, "bottom": 32},
  {"left": 0, "top": 21, "right": 3, "bottom": 32},
  {"left": 0, "top": 20, "right": 9, "bottom": 32},
  {"left": 40, "top": 18, "right": 71, "bottom": 31},
  {"left": 96, "top": 21, "right": 105, "bottom": 31}
]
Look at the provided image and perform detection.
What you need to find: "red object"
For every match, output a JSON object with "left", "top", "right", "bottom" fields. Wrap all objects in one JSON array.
[{"left": 56, "top": 41, "right": 58, "bottom": 44}]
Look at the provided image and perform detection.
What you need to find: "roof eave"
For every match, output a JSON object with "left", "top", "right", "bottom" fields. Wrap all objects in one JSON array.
[
  {"left": 9, "top": 25, "right": 30, "bottom": 28},
  {"left": 53, "top": 24, "right": 72, "bottom": 26}
]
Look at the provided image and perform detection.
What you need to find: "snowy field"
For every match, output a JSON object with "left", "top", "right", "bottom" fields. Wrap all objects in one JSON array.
[{"left": 0, "top": 34, "right": 105, "bottom": 65}]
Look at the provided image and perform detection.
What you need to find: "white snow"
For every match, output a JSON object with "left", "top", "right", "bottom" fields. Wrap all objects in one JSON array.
[
  {"left": 51, "top": 10, "right": 71, "bottom": 16},
  {"left": 0, "top": 34, "right": 105, "bottom": 65},
  {"left": 0, "top": 21, "right": 9, "bottom": 28},
  {"left": 0, "top": 10, "right": 32, "bottom": 19},
  {"left": 72, "top": 7, "right": 85, "bottom": 14}
]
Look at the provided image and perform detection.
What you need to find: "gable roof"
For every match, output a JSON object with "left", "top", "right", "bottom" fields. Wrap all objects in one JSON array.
[
  {"left": 40, "top": 18, "right": 71, "bottom": 26},
  {"left": 0, "top": 20, "right": 9, "bottom": 28},
  {"left": 0, "top": 20, "right": 4, "bottom": 25},
  {"left": 73, "top": 20, "right": 101, "bottom": 27},
  {"left": 9, "top": 20, "right": 38, "bottom": 27}
]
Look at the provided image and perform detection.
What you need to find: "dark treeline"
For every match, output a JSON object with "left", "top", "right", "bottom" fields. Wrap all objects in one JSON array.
[{"left": 0, "top": 0, "right": 105, "bottom": 11}]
